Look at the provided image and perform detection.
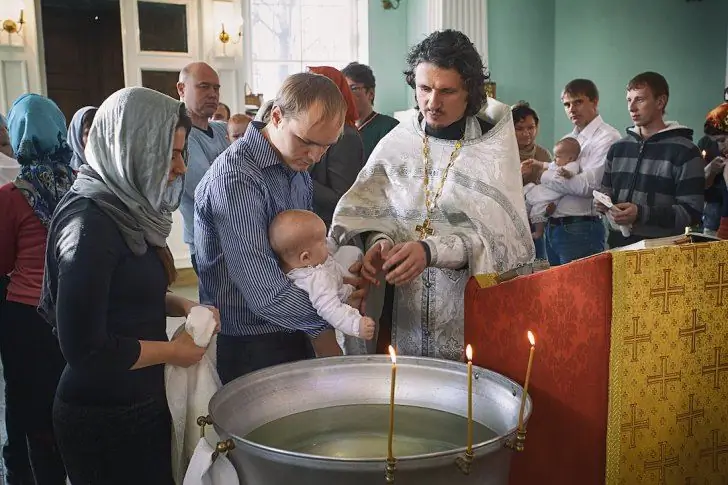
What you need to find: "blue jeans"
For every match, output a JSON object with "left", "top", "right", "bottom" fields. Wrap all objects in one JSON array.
[
  {"left": 545, "top": 219, "right": 606, "bottom": 266},
  {"left": 703, "top": 202, "right": 721, "bottom": 232},
  {"left": 533, "top": 236, "right": 547, "bottom": 260}
]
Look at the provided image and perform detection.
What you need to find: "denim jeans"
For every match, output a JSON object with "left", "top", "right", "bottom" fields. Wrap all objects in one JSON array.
[
  {"left": 703, "top": 202, "right": 721, "bottom": 232},
  {"left": 544, "top": 219, "right": 606, "bottom": 266}
]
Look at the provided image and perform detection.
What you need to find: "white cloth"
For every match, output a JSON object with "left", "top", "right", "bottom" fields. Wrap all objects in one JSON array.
[
  {"left": 330, "top": 99, "right": 533, "bottom": 360},
  {"left": 0, "top": 151, "right": 19, "bottom": 185},
  {"left": 183, "top": 437, "right": 239, "bottom": 485},
  {"left": 166, "top": 306, "right": 222, "bottom": 485},
  {"left": 541, "top": 115, "right": 621, "bottom": 217},
  {"left": 287, "top": 255, "right": 363, "bottom": 337},
  {"left": 524, "top": 161, "right": 580, "bottom": 223}
]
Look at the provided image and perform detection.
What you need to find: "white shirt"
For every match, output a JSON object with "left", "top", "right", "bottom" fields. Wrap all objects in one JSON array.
[
  {"left": 287, "top": 256, "right": 363, "bottom": 337},
  {"left": 540, "top": 115, "right": 621, "bottom": 217},
  {"left": 0, "top": 152, "right": 19, "bottom": 186}
]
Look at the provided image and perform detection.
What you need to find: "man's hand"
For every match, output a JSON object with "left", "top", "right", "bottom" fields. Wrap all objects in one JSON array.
[
  {"left": 612, "top": 202, "right": 638, "bottom": 225},
  {"left": 382, "top": 241, "right": 428, "bottom": 286},
  {"left": 557, "top": 167, "right": 574, "bottom": 179},
  {"left": 362, "top": 241, "right": 393, "bottom": 286},
  {"left": 707, "top": 156, "right": 726, "bottom": 175},
  {"left": 344, "top": 260, "right": 369, "bottom": 314}
]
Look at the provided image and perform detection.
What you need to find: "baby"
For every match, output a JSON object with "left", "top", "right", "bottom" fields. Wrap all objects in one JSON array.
[
  {"left": 523, "top": 137, "right": 581, "bottom": 240},
  {"left": 269, "top": 209, "right": 375, "bottom": 357},
  {"left": 227, "top": 113, "right": 252, "bottom": 142}
]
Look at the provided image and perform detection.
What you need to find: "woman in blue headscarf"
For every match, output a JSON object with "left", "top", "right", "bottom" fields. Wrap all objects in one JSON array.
[
  {"left": 67, "top": 106, "right": 97, "bottom": 171},
  {"left": 0, "top": 94, "right": 72, "bottom": 484}
]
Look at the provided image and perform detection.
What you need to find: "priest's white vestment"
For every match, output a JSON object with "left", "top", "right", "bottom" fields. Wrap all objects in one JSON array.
[{"left": 330, "top": 99, "right": 534, "bottom": 360}]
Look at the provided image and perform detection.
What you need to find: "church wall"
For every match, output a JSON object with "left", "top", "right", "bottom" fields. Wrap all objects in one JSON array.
[
  {"left": 487, "top": 0, "right": 556, "bottom": 146},
  {"left": 552, "top": 0, "right": 728, "bottom": 142},
  {"left": 368, "top": 0, "right": 410, "bottom": 115}
]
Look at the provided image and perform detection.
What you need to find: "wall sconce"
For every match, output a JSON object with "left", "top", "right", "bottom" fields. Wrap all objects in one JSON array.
[
  {"left": 2, "top": 9, "right": 24, "bottom": 35},
  {"left": 218, "top": 23, "right": 241, "bottom": 44},
  {"left": 382, "top": 0, "right": 400, "bottom": 9}
]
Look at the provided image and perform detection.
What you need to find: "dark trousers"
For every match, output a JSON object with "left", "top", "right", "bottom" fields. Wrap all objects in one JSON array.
[
  {"left": 53, "top": 397, "right": 174, "bottom": 485},
  {"left": 216, "top": 332, "right": 316, "bottom": 384},
  {"left": 544, "top": 218, "right": 606, "bottom": 266},
  {"left": 0, "top": 301, "right": 66, "bottom": 485}
]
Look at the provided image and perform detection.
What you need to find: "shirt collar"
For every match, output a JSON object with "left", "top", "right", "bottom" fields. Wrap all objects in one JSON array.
[
  {"left": 571, "top": 114, "right": 604, "bottom": 141},
  {"left": 244, "top": 121, "right": 286, "bottom": 170}
]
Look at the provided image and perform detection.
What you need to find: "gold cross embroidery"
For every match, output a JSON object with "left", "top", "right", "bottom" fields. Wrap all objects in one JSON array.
[
  {"left": 644, "top": 442, "right": 679, "bottom": 484},
  {"left": 646, "top": 356, "right": 681, "bottom": 401},
  {"left": 699, "top": 429, "right": 728, "bottom": 472},
  {"left": 676, "top": 393, "right": 704, "bottom": 438},
  {"left": 649, "top": 269, "right": 685, "bottom": 314},
  {"left": 701, "top": 347, "right": 728, "bottom": 389},
  {"left": 704, "top": 263, "right": 728, "bottom": 307},
  {"left": 624, "top": 316, "right": 651, "bottom": 362},
  {"left": 678, "top": 309, "right": 707, "bottom": 354},
  {"left": 621, "top": 403, "right": 649, "bottom": 449}
]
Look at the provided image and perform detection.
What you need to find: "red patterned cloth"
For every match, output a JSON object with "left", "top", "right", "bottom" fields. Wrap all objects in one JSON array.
[
  {"left": 718, "top": 216, "right": 728, "bottom": 240},
  {"left": 465, "top": 254, "right": 612, "bottom": 485}
]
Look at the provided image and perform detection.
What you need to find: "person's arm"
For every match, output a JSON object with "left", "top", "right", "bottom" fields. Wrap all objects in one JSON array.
[
  {"left": 542, "top": 135, "right": 616, "bottom": 196},
  {"left": 634, "top": 152, "right": 705, "bottom": 230},
  {"left": 208, "top": 171, "right": 329, "bottom": 335},
  {"left": 0, "top": 190, "right": 16, "bottom": 275},
  {"left": 422, "top": 235, "right": 468, "bottom": 270},
  {"left": 302, "top": 271, "right": 362, "bottom": 338},
  {"left": 165, "top": 293, "right": 195, "bottom": 317}
]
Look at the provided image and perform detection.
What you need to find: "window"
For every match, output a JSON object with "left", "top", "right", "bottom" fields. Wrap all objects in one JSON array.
[
  {"left": 138, "top": 2, "right": 188, "bottom": 53},
  {"left": 250, "top": 0, "right": 360, "bottom": 103}
]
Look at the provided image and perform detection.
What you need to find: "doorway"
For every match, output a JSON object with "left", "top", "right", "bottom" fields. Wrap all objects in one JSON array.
[{"left": 40, "top": 0, "right": 125, "bottom": 122}]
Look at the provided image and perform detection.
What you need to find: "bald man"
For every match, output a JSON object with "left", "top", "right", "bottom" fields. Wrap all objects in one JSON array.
[{"left": 176, "top": 62, "right": 230, "bottom": 274}]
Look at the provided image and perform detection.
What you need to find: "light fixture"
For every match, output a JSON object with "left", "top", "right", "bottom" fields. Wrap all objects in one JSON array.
[
  {"left": 218, "top": 23, "right": 241, "bottom": 45},
  {"left": 2, "top": 9, "right": 24, "bottom": 35},
  {"left": 382, "top": 0, "right": 400, "bottom": 10}
]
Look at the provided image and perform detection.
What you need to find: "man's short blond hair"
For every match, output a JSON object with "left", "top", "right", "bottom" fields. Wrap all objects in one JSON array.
[{"left": 274, "top": 72, "right": 347, "bottom": 124}]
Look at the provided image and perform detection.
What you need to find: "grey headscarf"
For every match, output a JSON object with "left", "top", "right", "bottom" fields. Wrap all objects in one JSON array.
[
  {"left": 68, "top": 87, "right": 185, "bottom": 255},
  {"left": 67, "top": 106, "right": 97, "bottom": 170}
]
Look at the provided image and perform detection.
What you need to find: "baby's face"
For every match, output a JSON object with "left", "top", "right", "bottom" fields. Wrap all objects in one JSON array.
[
  {"left": 553, "top": 144, "right": 578, "bottom": 166},
  {"left": 228, "top": 122, "right": 249, "bottom": 142},
  {"left": 302, "top": 236, "right": 329, "bottom": 267}
]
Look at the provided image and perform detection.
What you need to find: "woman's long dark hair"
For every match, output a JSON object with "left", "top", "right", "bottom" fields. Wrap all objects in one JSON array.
[{"left": 404, "top": 30, "right": 489, "bottom": 117}]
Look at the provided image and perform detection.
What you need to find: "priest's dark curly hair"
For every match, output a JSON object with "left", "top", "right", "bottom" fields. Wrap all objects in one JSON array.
[{"left": 404, "top": 29, "right": 489, "bottom": 117}]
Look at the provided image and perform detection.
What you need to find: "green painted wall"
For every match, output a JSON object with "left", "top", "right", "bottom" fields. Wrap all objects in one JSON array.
[
  {"left": 553, "top": 0, "right": 728, "bottom": 141},
  {"left": 488, "top": 0, "right": 556, "bottom": 146},
  {"left": 366, "top": 0, "right": 410, "bottom": 115}
]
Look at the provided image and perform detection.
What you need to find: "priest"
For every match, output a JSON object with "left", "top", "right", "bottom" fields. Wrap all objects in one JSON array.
[{"left": 330, "top": 30, "right": 534, "bottom": 360}]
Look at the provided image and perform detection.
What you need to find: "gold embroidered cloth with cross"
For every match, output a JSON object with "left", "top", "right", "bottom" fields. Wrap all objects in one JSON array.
[{"left": 607, "top": 242, "right": 728, "bottom": 484}]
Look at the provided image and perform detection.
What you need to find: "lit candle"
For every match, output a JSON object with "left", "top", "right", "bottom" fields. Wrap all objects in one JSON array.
[
  {"left": 516, "top": 331, "right": 536, "bottom": 432},
  {"left": 465, "top": 344, "right": 473, "bottom": 454},
  {"left": 387, "top": 345, "right": 397, "bottom": 461},
  {"left": 702, "top": 150, "right": 707, "bottom": 160}
]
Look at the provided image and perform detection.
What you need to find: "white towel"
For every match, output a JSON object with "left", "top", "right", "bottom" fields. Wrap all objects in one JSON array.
[
  {"left": 166, "top": 307, "right": 222, "bottom": 485},
  {"left": 182, "top": 438, "right": 239, "bottom": 485}
]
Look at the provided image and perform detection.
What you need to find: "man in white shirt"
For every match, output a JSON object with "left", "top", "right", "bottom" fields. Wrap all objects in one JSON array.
[{"left": 522, "top": 79, "right": 621, "bottom": 265}]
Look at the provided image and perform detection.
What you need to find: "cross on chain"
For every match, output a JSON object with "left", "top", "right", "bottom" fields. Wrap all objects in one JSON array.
[
  {"left": 704, "top": 263, "right": 728, "bottom": 307},
  {"left": 676, "top": 394, "right": 704, "bottom": 438},
  {"left": 699, "top": 429, "right": 728, "bottom": 472},
  {"left": 621, "top": 403, "right": 649, "bottom": 449},
  {"left": 626, "top": 249, "right": 655, "bottom": 275},
  {"left": 680, "top": 244, "right": 711, "bottom": 268},
  {"left": 702, "top": 347, "right": 728, "bottom": 390},
  {"left": 679, "top": 309, "right": 707, "bottom": 354},
  {"left": 625, "top": 316, "right": 651, "bottom": 362},
  {"left": 649, "top": 269, "right": 685, "bottom": 314},
  {"left": 644, "top": 442, "right": 679, "bottom": 485},
  {"left": 646, "top": 356, "right": 681, "bottom": 401},
  {"left": 415, "top": 218, "right": 434, "bottom": 240}
]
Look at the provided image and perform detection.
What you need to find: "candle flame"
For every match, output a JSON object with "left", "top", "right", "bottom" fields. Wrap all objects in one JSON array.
[
  {"left": 465, "top": 344, "right": 473, "bottom": 361},
  {"left": 527, "top": 331, "right": 535, "bottom": 346},
  {"left": 702, "top": 150, "right": 707, "bottom": 158},
  {"left": 388, "top": 345, "right": 396, "bottom": 365}
]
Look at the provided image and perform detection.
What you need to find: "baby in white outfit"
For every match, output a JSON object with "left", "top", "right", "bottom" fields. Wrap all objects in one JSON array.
[
  {"left": 523, "top": 137, "right": 581, "bottom": 240},
  {"left": 269, "top": 209, "right": 375, "bottom": 358}
]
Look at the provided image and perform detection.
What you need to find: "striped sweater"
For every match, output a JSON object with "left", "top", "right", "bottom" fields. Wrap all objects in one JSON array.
[{"left": 601, "top": 123, "right": 704, "bottom": 239}]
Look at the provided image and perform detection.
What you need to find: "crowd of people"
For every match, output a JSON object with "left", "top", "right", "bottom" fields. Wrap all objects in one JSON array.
[{"left": 0, "top": 27, "right": 726, "bottom": 484}]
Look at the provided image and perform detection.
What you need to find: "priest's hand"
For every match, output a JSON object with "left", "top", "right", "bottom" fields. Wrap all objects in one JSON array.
[
  {"left": 382, "top": 241, "right": 427, "bottom": 285},
  {"left": 362, "top": 240, "right": 393, "bottom": 286},
  {"left": 612, "top": 202, "right": 638, "bottom": 225}
]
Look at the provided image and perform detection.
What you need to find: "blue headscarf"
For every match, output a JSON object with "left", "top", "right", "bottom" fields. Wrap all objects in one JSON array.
[
  {"left": 67, "top": 106, "right": 97, "bottom": 170},
  {"left": 7, "top": 94, "right": 75, "bottom": 227}
]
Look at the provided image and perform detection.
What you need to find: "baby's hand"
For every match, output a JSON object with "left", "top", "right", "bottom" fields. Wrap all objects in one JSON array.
[
  {"left": 557, "top": 167, "right": 573, "bottom": 179},
  {"left": 359, "top": 317, "right": 376, "bottom": 340}
]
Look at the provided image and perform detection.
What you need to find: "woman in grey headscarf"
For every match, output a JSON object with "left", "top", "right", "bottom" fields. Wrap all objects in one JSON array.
[
  {"left": 66, "top": 106, "right": 97, "bottom": 171},
  {"left": 40, "top": 87, "right": 219, "bottom": 484}
]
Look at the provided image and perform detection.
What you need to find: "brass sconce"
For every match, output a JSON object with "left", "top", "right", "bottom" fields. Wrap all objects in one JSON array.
[
  {"left": 2, "top": 9, "right": 24, "bottom": 35},
  {"left": 382, "top": 0, "right": 401, "bottom": 10},
  {"left": 484, "top": 82, "right": 496, "bottom": 99},
  {"left": 218, "top": 23, "right": 241, "bottom": 44}
]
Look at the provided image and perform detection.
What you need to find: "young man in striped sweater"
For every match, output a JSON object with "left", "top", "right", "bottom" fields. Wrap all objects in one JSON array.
[{"left": 598, "top": 72, "right": 704, "bottom": 248}]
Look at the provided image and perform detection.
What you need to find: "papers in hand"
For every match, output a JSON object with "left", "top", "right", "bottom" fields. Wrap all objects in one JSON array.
[{"left": 593, "top": 190, "right": 631, "bottom": 237}]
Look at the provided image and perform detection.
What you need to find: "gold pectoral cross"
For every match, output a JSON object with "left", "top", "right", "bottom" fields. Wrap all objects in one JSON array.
[{"left": 416, "top": 218, "right": 435, "bottom": 239}]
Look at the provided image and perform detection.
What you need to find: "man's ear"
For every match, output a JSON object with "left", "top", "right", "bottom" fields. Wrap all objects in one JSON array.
[
  {"left": 270, "top": 105, "right": 284, "bottom": 128},
  {"left": 176, "top": 82, "right": 185, "bottom": 100}
]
